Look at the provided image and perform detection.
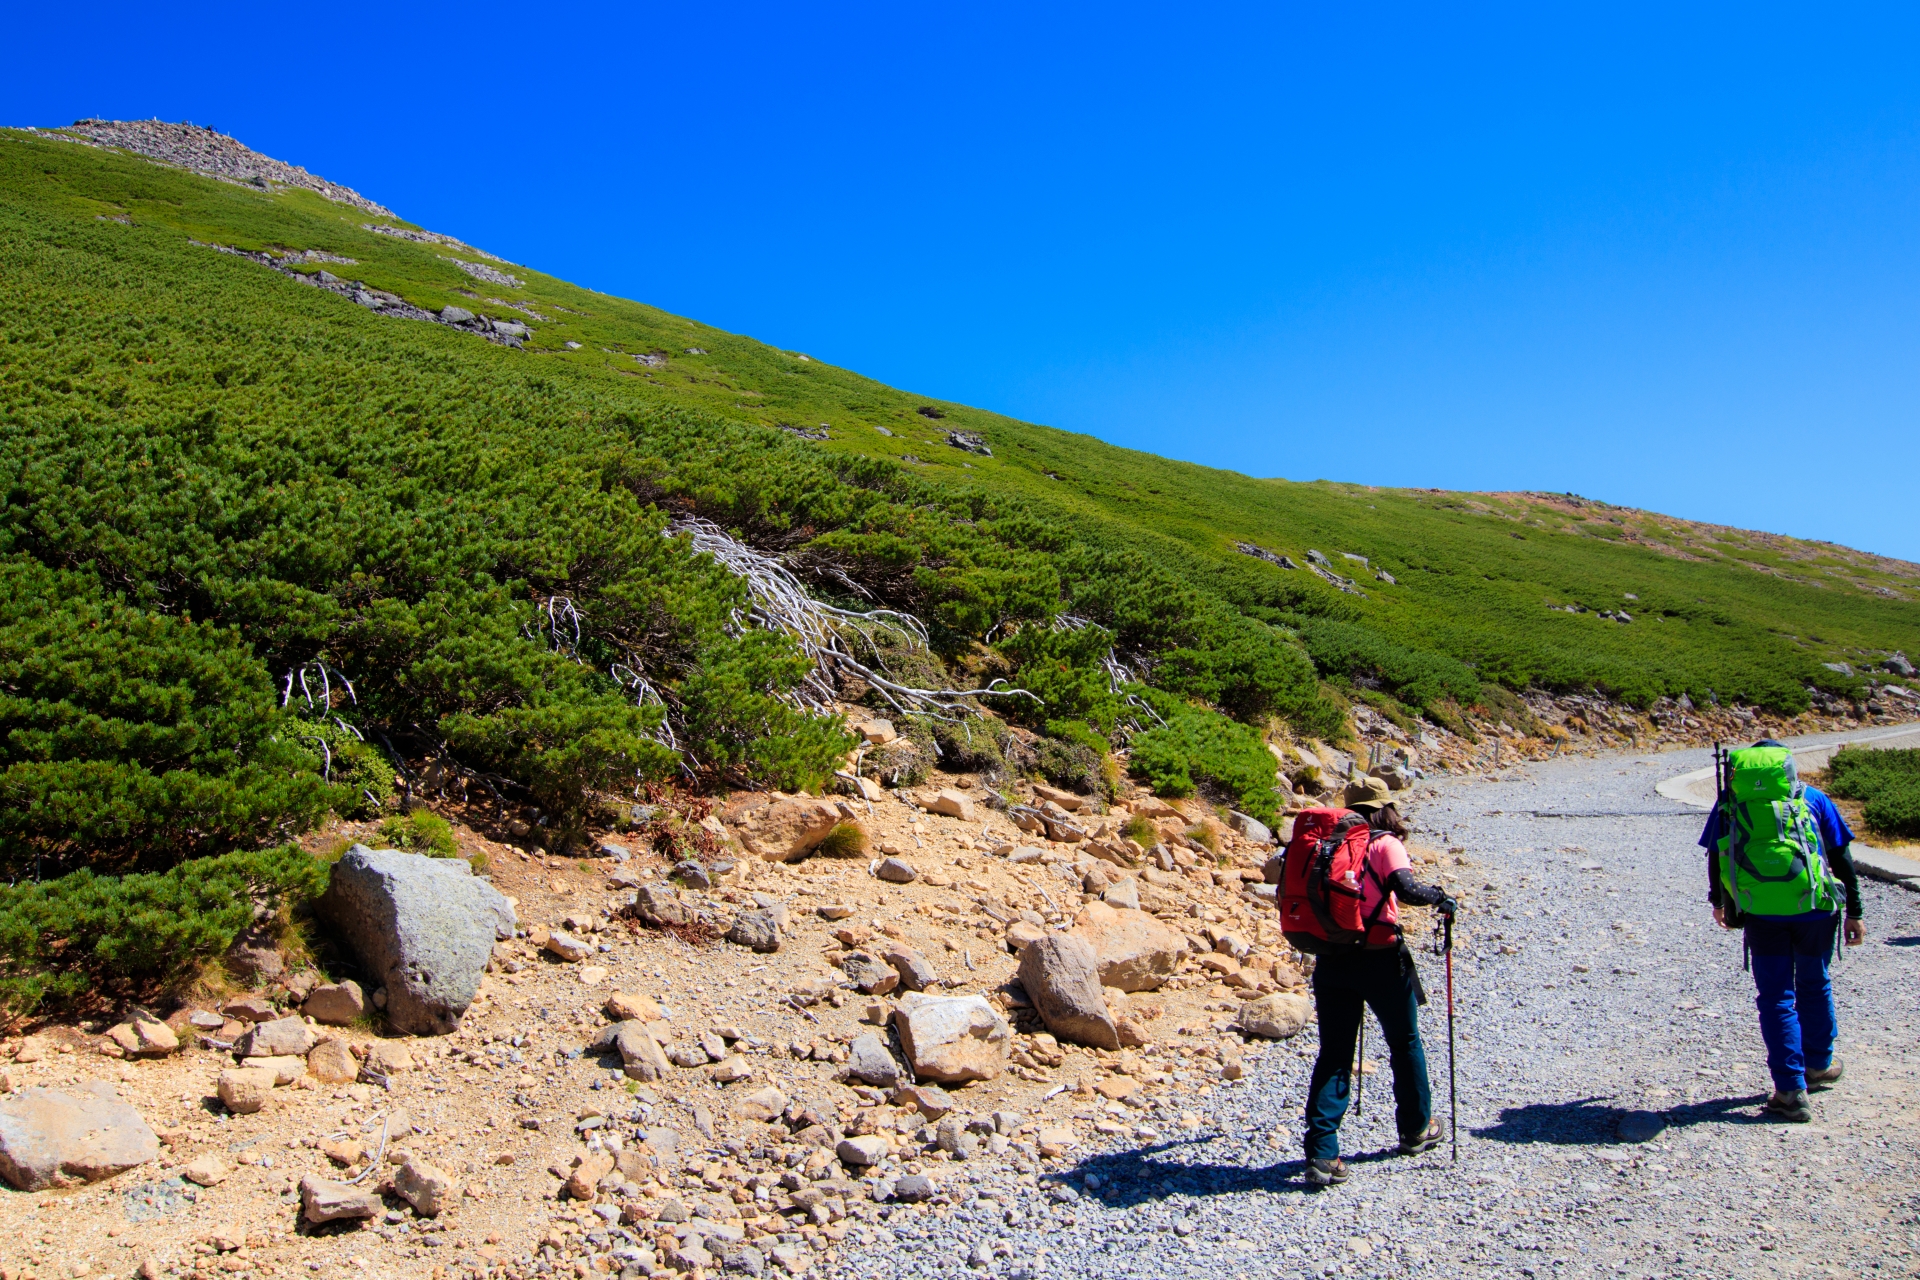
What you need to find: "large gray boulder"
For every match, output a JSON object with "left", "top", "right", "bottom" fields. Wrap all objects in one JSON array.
[
  {"left": 0, "top": 1082, "right": 159, "bottom": 1190},
  {"left": 317, "top": 846, "right": 516, "bottom": 1035}
]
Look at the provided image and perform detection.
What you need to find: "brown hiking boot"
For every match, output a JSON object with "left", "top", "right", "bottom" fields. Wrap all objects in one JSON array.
[
  {"left": 1305, "top": 1157, "right": 1349, "bottom": 1187},
  {"left": 1398, "top": 1119, "right": 1445, "bottom": 1155},
  {"left": 1766, "top": 1089, "right": 1812, "bottom": 1123},
  {"left": 1806, "top": 1058, "right": 1844, "bottom": 1091}
]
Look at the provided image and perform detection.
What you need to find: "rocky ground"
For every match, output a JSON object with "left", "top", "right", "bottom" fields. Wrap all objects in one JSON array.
[
  {"left": 2, "top": 716, "right": 1915, "bottom": 1280},
  {"left": 828, "top": 737, "right": 1920, "bottom": 1280}
]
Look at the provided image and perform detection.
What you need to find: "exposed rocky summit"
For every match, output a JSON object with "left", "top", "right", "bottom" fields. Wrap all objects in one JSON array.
[{"left": 60, "top": 119, "right": 395, "bottom": 217}]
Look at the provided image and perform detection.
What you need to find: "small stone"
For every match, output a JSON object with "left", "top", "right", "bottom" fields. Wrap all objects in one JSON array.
[
  {"left": 307, "top": 1039, "right": 357, "bottom": 1084},
  {"left": 935, "top": 1115, "right": 979, "bottom": 1159},
  {"left": 841, "top": 952, "right": 900, "bottom": 996},
  {"left": 672, "top": 860, "right": 711, "bottom": 890},
  {"left": 875, "top": 858, "right": 917, "bottom": 884},
  {"left": 1100, "top": 879, "right": 1140, "bottom": 911},
  {"left": 707, "top": 1055, "right": 754, "bottom": 1084},
  {"left": 892, "top": 1173, "right": 935, "bottom": 1202},
  {"left": 1236, "top": 993, "right": 1311, "bottom": 1040},
  {"left": 303, "top": 981, "right": 366, "bottom": 1026},
  {"left": 319, "top": 1136, "right": 364, "bottom": 1166},
  {"left": 544, "top": 929, "right": 593, "bottom": 962},
  {"left": 836, "top": 1135, "right": 889, "bottom": 1167},
  {"left": 846, "top": 1033, "right": 903, "bottom": 1088},
  {"left": 440, "top": 305, "right": 476, "bottom": 325},
  {"left": 882, "top": 945, "right": 938, "bottom": 992},
  {"left": 891, "top": 1082, "right": 955, "bottom": 1119},
  {"left": 252, "top": 1054, "right": 307, "bottom": 1086},
  {"left": 217, "top": 1068, "right": 275, "bottom": 1115},
  {"left": 219, "top": 995, "right": 278, "bottom": 1023},
  {"left": 237, "top": 1015, "right": 316, "bottom": 1059},
  {"left": 300, "top": 1175, "right": 380, "bottom": 1223},
  {"left": 736, "top": 1086, "right": 788, "bottom": 1122},
  {"left": 816, "top": 903, "right": 854, "bottom": 920},
  {"left": 1034, "top": 1126, "right": 1076, "bottom": 1157},
  {"left": 364, "top": 1041, "right": 415, "bottom": 1074},
  {"left": 922, "top": 789, "right": 978, "bottom": 821},
  {"left": 393, "top": 1153, "right": 457, "bottom": 1216},
  {"left": 182, "top": 1154, "right": 231, "bottom": 1186},
  {"left": 567, "top": 1151, "right": 615, "bottom": 1200},
  {"left": 727, "top": 909, "right": 782, "bottom": 953},
  {"left": 605, "top": 991, "right": 665, "bottom": 1022}
]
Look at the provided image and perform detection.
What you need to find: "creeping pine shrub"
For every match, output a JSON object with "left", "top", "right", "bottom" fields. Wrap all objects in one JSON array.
[
  {"left": 298, "top": 719, "right": 396, "bottom": 819},
  {"left": 1127, "top": 694, "right": 1281, "bottom": 823},
  {"left": 0, "top": 558, "right": 341, "bottom": 879},
  {"left": 0, "top": 846, "right": 325, "bottom": 1019},
  {"left": 815, "top": 822, "right": 870, "bottom": 859},
  {"left": 1826, "top": 747, "right": 1920, "bottom": 839}
]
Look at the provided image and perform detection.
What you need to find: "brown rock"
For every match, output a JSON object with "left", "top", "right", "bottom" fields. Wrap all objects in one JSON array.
[
  {"left": 627, "top": 884, "right": 688, "bottom": 928},
  {"left": 303, "top": 981, "right": 366, "bottom": 1026},
  {"left": 605, "top": 991, "right": 664, "bottom": 1023},
  {"left": 182, "top": 1154, "right": 231, "bottom": 1186},
  {"left": 0, "top": 1084, "right": 159, "bottom": 1190},
  {"left": 920, "top": 790, "right": 977, "bottom": 822},
  {"left": 1068, "top": 901, "right": 1185, "bottom": 992},
  {"left": 1005, "top": 921, "right": 1046, "bottom": 953},
  {"left": 364, "top": 1041, "right": 415, "bottom": 1074},
  {"left": 1031, "top": 783, "right": 1085, "bottom": 812},
  {"left": 1015, "top": 934, "right": 1119, "bottom": 1050},
  {"left": 219, "top": 995, "right": 278, "bottom": 1023},
  {"left": 841, "top": 953, "right": 900, "bottom": 996},
  {"left": 874, "top": 857, "right": 917, "bottom": 884},
  {"left": 736, "top": 1086, "right": 788, "bottom": 1122},
  {"left": 1237, "top": 992, "right": 1312, "bottom": 1040},
  {"left": 393, "top": 1153, "right": 457, "bottom": 1216},
  {"left": 307, "top": 1038, "right": 358, "bottom": 1084},
  {"left": 719, "top": 794, "right": 845, "bottom": 861},
  {"left": 892, "top": 994, "right": 1011, "bottom": 1084},
  {"left": 237, "top": 1016, "right": 315, "bottom": 1058},
  {"left": 882, "top": 945, "right": 938, "bottom": 992},
  {"left": 106, "top": 1015, "right": 178, "bottom": 1058},
  {"left": 300, "top": 1175, "right": 379, "bottom": 1223},
  {"left": 216, "top": 1068, "right": 275, "bottom": 1115},
  {"left": 566, "top": 1151, "right": 615, "bottom": 1199}
]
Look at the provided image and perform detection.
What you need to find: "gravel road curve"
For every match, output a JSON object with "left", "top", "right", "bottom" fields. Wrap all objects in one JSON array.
[{"left": 837, "top": 740, "right": 1920, "bottom": 1279}]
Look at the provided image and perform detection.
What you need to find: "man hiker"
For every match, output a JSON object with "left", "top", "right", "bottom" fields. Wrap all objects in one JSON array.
[
  {"left": 1284, "top": 775, "right": 1456, "bottom": 1186},
  {"left": 1702, "top": 739, "right": 1866, "bottom": 1123}
]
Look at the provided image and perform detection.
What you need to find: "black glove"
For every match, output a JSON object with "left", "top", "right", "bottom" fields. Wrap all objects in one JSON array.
[{"left": 1436, "top": 895, "right": 1457, "bottom": 918}]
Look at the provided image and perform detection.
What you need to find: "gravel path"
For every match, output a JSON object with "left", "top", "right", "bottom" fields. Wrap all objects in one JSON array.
[{"left": 836, "top": 740, "right": 1920, "bottom": 1279}]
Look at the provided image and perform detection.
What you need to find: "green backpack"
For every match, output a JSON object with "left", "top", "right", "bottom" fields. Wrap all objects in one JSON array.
[{"left": 1716, "top": 746, "right": 1841, "bottom": 917}]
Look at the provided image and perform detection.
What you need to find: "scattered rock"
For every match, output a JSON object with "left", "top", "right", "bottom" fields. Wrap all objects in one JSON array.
[
  {"left": 875, "top": 857, "right": 918, "bottom": 884},
  {"left": 1005, "top": 921, "right": 1046, "bottom": 953},
  {"left": 216, "top": 1068, "right": 275, "bottom": 1115},
  {"left": 816, "top": 903, "right": 854, "bottom": 921},
  {"left": 836, "top": 1135, "right": 888, "bottom": 1167},
  {"left": 300, "top": 1175, "right": 380, "bottom": 1224},
  {"left": 1237, "top": 993, "right": 1312, "bottom": 1040},
  {"left": 841, "top": 953, "right": 901, "bottom": 996},
  {"left": 1034, "top": 1126, "right": 1076, "bottom": 1157},
  {"left": 182, "top": 1154, "right": 231, "bottom": 1186},
  {"left": 1100, "top": 879, "right": 1140, "bottom": 911},
  {"left": 848, "top": 717, "right": 897, "bottom": 744},
  {"left": 891, "top": 1172, "right": 935, "bottom": 1202},
  {"left": 544, "top": 929, "right": 594, "bottom": 962},
  {"left": 1068, "top": 901, "right": 1184, "bottom": 992},
  {"left": 892, "top": 993, "right": 1012, "bottom": 1084},
  {"left": 303, "top": 980, "right": 367, "bottom": 1026},
  {"left": 1016, "top": 934, "right": 1120, "bottom": 1050},
  {"left": 628, "top": 884, "right": 689, "bottom": 929},
  {"left": 393, "top": 1153, "right": 457, "bottom": 1215},
  {"left": 935, "top": 1115, "right": 979, "bottom": 1159},
  {"left": 671, "top": 860, "right": 711, "bottom": 890},
  {"left": 846, "top": 1033, "right": 904, "bottom": 1088},
  {"left": 0, "top": 1084, "right": 159, "bottom": 1190},
  {"left": 601, "top": 1021, "right": 671, "bottom": 1081},
  {"left": 892, "top": 1082, "right": 956, "bottom": 1119},
  {"left": 220, "top": 995, "right": 277, "bottom": 1023},
  {"left": 1227, "top": 811, "right": 1273, "bottom": 844},
  {"left": 105, "top": 1015, "right": 178, "bottom": 1058},
  {"left": 736, "top": 1086, "right": 789, "bottom": 1122},
  {"left": 224, "top": 925, "right": 286, "bottom": 980},
  {"left": 727, "top": 909, "right": 783, "bottom": 953},
  {"left": 707, "top": 1055, "right": 754, "bottom": 1084},
  {"left": 237, "top": 1016, "right": 316, "bottom": 1058},
  {"left": 920, "top": 790, "right": 978, "bottom": 821},
  {"left": 316, "top": 846, "right": 516, "bottom": 1035},
  {"left": 364, "top": 1041, "right": 416, "bottom": 1074},
  {"left": 720, "top": 794, "right": 845, "bottom": 861},
  {"left": 606, "top": 991, "right": 665, "bottom": 1022},
  {"left": 252, "top": 1054, "right": 308, "bottom": 1086},
  {"left": 567, "top": 1151, "right": 615, "bottom": 1199},
  {"left": 307, "top": 1039, "right": 357, "bottom": 1084},
  {"left": 882, "top": 944, "right": 938, "bottom": 992}
]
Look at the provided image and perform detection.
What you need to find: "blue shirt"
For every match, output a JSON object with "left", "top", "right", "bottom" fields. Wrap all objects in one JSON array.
[{"left": 1697, "top": 785, "right": 1855, "bottom": 856}]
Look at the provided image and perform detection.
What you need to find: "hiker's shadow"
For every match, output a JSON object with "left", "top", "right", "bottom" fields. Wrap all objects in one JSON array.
[
  {"left": 1048, "top": 1135, "right": 1421, "bottom": 1208},
  {"left": 1470, "top": 1093, "right": 1773, "bottom": 1145}
]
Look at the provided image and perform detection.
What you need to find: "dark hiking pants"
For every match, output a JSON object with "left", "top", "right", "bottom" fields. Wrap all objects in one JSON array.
[{"left": 1304, "top": 946, "right": 1432, "bottom": 1161}]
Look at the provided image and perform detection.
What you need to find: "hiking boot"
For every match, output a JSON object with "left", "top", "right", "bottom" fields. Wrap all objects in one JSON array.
[
  {"left": 1305, "top": 1157, "right": 1350, "bottom": 1187},
  {"left": 1398, "top": 1119, "right": 1445, "bottom": 1155},
  {"left": 1806, "top": 1058, "right": 1845, "bottom": 1091},
  {"left": 1766, "top": 1089, "right": 1812, "bottom": 1123}
]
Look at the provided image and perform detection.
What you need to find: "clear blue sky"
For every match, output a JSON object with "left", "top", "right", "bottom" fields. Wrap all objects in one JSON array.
[{"left": 10, "top": 3, "right": 1920, "bottom": 560}]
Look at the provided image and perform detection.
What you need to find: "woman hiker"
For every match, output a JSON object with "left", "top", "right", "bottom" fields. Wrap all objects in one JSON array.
[{"left": 1301, "top": 775, "right": 1456, "bottom": 1187}]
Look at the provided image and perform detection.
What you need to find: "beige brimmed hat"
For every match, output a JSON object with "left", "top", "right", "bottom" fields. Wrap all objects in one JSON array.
[{"left": 1343, "top": 775, "right": 1394, "bottom": 811}]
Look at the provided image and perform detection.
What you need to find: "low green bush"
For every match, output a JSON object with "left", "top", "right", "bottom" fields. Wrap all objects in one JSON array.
[
  {"left": 376, "top": 811, "right": 459, "bottom": 858},
  {"left": 0, "top": 846, "right": 325, "bottom": 1019},
  {"left": 1127, "top": 694, "right": 1280, "bottom": 822},
  {"left": 1826, "top": 747, "right": 1920, "bottom": 839}
]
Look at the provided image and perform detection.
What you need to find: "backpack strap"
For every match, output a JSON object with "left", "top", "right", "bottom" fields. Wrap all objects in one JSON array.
[{"left": 1358, "top": 852, "right": 1402, "bottom": 945}]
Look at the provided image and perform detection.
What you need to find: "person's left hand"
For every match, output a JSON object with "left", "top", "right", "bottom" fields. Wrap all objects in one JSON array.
[{"left": 1845, "top": 918, "right": 1866, "bottom": 946}]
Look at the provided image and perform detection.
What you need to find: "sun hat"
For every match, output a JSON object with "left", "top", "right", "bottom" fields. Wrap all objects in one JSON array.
[{"left": 1342, "top": 775, "right": 1394, "bottom": 812}]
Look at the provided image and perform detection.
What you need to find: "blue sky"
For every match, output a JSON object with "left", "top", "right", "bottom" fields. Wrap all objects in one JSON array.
[{"left": 10, "top": 3, "right": 1920, "bottom": 559}]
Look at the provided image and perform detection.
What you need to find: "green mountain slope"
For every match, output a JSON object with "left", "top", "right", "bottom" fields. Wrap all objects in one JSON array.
[{"left": 3, "top": 123, "right": 1916, "bottom": 880}]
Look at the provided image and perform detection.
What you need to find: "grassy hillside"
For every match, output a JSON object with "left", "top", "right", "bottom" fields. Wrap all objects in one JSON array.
[{"left": 3, "top": 123, "right": 1917, "bottom": 868}]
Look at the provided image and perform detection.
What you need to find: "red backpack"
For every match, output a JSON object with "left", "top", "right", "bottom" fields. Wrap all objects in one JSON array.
[{"left": 1279, "top": 807, "right": 1390, "bottom": 953}]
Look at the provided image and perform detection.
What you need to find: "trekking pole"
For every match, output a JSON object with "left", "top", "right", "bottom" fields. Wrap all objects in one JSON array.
[
  {"left": 1354, "top": 1016, "right": 1365, "bottom": 1117},
  {"left": 1445, "top": 911, "right": 1458, "bottom": 1164}
]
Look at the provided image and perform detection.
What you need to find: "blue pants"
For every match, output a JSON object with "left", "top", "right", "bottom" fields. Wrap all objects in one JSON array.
[
  {"left": 1746, "top": 910, "right": 1839, "bottom": 1094},
  {"left": 1304, "top": 947, "right": 1432, "bottom": 1160}
]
